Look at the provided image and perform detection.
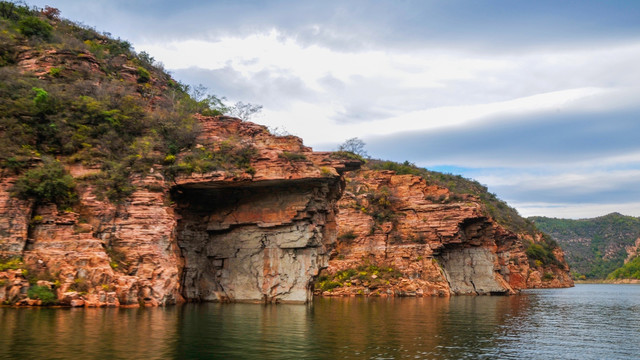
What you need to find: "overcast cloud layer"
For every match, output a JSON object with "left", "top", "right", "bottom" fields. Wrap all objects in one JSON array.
[{"left": 29, "top": 0, "right": 640, "bottom": 219}]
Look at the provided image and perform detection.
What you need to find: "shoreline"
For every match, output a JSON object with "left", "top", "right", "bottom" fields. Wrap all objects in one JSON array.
[{"left": 574, "top": 279, "right": 640, "bottom": 285}]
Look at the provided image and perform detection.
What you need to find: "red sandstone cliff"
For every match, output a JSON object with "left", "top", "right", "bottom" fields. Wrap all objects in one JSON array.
[
  {"left": 316, "top": 169, "right": 573, "bottom": 297},
  {"left": 0, "top": 116, "right": 359, "bottom": 306}
]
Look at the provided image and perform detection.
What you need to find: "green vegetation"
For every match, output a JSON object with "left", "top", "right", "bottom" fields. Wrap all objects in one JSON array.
[
  {"left": 18, "top": 15, "right": 52, "bottom": 39},
  {"left": 12, "top": 158, "right": 77, "bottom": 208},
  {"left": 165, "top": 141, "right": 257, "bottom": 177},
  {"left": 105, "top": 246, "right": 128, "bottom": 271},
  {"left": 0, "top": 2, "right": 257, "bottom": 205},
  {"left": 69, "top": 277, "right": 90, "bottom": 293},
  {"left": 338, "top": 230, "right": 357, "bottom": 242},
  {"left": 524, "top": 235, "right": 560, "bottom": 267},
  {"left": 329, "top": 151, "right": 365, "bottom": 163},
  {"left": 608, "top": 256, "right": 640, "bottom": 280},
  {"left": 0, "top": 256, "right": 23, "bottom": 271},
  {"left": 315, "top": 264, "right": 402, "bottom": 292},
  {"left": 349, "top": 181, "right": 397, "bottom": 227},
  {"left": 136, "top": 66, "right": 150, "bottom": 83},
  {"left": 27, "top": 285, "right": 57, "bottom": 305},
  {"left": 278, "top": 151, "right": 308, "bottom": 162},
  {"left": 531, "top": 213, "right": 640, "bottom": 279}
]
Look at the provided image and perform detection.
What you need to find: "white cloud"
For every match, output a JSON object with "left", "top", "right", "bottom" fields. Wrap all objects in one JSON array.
[{"left": 138, "top": 32, "right": 640, "bottom": 149}]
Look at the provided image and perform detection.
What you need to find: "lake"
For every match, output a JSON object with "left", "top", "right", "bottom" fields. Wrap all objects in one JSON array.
[{"left": 0, "top": 284, "right": 639, "bottom": 359}]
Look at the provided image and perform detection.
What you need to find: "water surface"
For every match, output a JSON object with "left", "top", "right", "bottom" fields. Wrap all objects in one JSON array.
[{"left": 1, "top": 284, "right": 638, "bottom": 359}]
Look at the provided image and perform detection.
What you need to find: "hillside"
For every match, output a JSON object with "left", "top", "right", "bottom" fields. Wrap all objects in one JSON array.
[
  {"left": 530, "top": 213, "right": 640, "bottom": 279},
  {"left": 0, "top": 1, "right": 238, "bottom": 201}
]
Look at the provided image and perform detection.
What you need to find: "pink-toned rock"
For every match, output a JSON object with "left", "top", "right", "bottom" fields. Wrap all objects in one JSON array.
[
  {"left": 70, "top": 299, "right": 85, "bottom": 307},
  {"left": 0, "top": 116, "right": 361, "bottom": 306},
  {"left": 319, "top": 169, "right": 573, "bottom": 297}
]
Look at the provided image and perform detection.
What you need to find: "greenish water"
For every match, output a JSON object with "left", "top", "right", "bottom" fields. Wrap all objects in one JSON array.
[{"left": 1, "top": 284, "right": 639, "bottom": 359}]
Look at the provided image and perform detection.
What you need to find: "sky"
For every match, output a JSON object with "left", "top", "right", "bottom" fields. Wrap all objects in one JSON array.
[{"left": 27, "top": 0, "right": 640, "bottom": 219}]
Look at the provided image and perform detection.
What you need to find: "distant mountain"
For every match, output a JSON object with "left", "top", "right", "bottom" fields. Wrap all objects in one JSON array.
[{"left": 530, "top": 213, "right": 640, "bottom": 279}]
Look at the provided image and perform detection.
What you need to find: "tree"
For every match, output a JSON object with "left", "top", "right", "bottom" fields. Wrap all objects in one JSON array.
[
  {"left": 226, "top": 101, "right": 263, "bottom": 121},
  {"left": 41, "top": 6, "right": 60, "bottom": 20},
  {"left": 338, "top": 137, "right": 368, "bottom": 157}
]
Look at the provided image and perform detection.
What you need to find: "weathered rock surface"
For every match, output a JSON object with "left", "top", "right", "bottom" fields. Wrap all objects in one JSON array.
[
  {"left": 319, "top": 170, "right": 573, "bottom": 297},
  {"left": 0, "top": 116, "right": 357, "bottom": 305}
]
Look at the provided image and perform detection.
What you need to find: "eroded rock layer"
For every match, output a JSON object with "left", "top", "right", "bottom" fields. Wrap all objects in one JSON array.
[{"left": 319, "top": 170, "right": 573, "bottom": 297}]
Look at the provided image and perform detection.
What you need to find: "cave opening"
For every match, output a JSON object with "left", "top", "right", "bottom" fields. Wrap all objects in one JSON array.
[
  {"left": 171, "top": 179, "right": 337, "bottom": 303},
  {"left": 435, "top": 217, "right": 511, "bottom": 295}
]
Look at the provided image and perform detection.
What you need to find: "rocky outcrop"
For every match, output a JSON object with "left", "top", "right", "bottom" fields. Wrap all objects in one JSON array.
[
  {"left": 318, "top": 170, "right": 573, "bottom": 297},
  {"left": 0, "top": 116, "right": 359, "bottom": 306}
]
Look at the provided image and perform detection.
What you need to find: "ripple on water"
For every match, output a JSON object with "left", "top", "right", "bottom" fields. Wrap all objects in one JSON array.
[{"left": 0, "top": 284, "right": 639, "bottom": 359}]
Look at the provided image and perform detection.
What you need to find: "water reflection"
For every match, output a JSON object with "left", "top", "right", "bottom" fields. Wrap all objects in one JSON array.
[
  {"left": 0, "top": 307, "right": 179, "bottom": 360},
  {"left": 0, "top": 285, "right": 639, "bottom": 359}
]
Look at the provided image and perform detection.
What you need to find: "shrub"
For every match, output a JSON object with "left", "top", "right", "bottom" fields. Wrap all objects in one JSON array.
[
  {"left": 525, "top": 239, "right": 559, "bottom": 267},
  {"left": 48, "top": 67, "right": 62, "bottom": 77},
  {"left": 12, "top": 158, "right": 77, "bottom": 208},
  {"left": 27, "top": 285, "right": 57, "bottom": 305},
  {"left": 17, "top": 16, "right": 53, "bottom": 40},
  {"left": 279, "top": 151, "right": 307, "bottom": 162},
  {"left": 542, "top": 272, "right": 555, "bottom": 281},
  {"left": 105, "top": 246, "right": 128, "bottom": 269},
  {"left": 165, "top": 142, "right": 257, "bottom": 178},
  {"left": 330, "top": 151, "right": 365, "bottom": 162},
  {"left": 318, "top": 280, "right": 341, "bottom": 292},
  {"left": 608, "top": 256, "right": 640, "bottom": 280},
  {"left": 92, "top": 161, "right": 136, "bottom": 203},
  {"left": 136, "top": 66, "right": 150, "bottom": 83},
  {"left": 320, "top": 166, "right": 333, "bottom": 176},
  {"left": 338, "top": 230, "right": 357, "bottom": 242},
  {"left": 0, "top": 257, "right": 23, "bottom": 271},
  {"left": 70, "top": 277, "right": 90, "bottom": 293}
]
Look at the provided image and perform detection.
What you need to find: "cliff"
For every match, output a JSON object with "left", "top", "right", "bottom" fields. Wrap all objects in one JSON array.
[
  {"left": 0, "top": 115, "right": 361, "bottom": 306},
  {"left": 316, "top": 168, "right": 573, "bottom": 297}
]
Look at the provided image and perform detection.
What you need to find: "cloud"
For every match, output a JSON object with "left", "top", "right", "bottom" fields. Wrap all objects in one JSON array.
[
  {"left": 172, "top": 66, "right": 317, "bottom": 109},
  {"left": 365, "top": 98, "right": 640, "bottom": 168},
  {"left": 32, "top": 0, "right": 640, "bottom": 52}
]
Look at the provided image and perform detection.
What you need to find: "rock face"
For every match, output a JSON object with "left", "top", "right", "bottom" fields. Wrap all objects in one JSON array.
[
  {"left": 319, "top": 170, "right": 573, "bottom": 297},
  {"left": 0, "top": 116, "right": 358, "bottom": 306}
]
